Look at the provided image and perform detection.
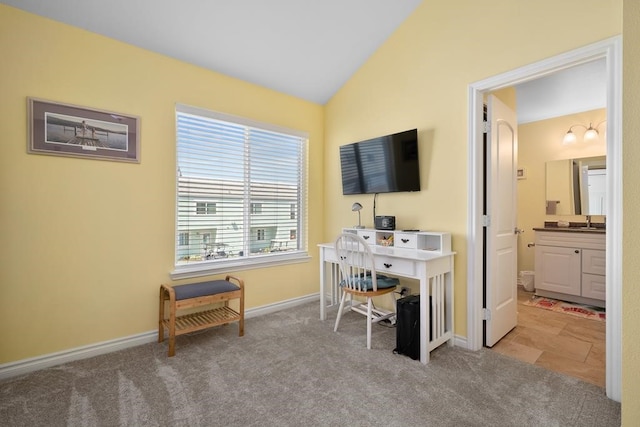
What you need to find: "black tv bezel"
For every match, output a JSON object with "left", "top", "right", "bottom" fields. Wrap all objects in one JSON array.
[{"left": 339, "top": 128, "right": 420, "bottom": 195}]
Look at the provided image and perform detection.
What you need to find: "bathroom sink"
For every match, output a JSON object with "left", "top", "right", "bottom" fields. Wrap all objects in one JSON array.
[{"left": 578, "top": 227, "right": 605, "bottom": 231}]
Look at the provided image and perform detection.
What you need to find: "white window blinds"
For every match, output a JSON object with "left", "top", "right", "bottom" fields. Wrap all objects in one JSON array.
[{"left": 175, "top": 104, "right": 307, "bottom": 272}]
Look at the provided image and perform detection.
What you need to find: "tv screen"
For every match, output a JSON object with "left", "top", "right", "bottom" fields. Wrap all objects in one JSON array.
[{"left": 339, "top": 129, "right": 420, "bottom": 195}]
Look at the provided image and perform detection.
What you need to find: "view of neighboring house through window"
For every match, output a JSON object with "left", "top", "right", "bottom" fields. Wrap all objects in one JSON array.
[
  {"left": 175, "top": 104, "right": 307, "bottom": 268},
  {"left": 196, "top": 202, "right": 216, "bottom": 215},
  {"left": 251, "top": 203, "right": 262, "bottom": 214}
]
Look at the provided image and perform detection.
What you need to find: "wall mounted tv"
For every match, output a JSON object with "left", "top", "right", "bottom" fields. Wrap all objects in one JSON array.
[{"left": 339, "top": 128, "right": 420, "bottom": 195}]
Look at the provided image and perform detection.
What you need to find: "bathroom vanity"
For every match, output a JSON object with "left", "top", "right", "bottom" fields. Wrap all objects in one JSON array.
[{"left": 533, "top": 227, "right": 605, "bottom": 308}]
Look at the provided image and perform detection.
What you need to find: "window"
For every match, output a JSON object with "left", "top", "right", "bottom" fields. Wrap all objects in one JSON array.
[
  {"left": 173, "top": 104, "right": 308, "bottom": 277},
  {"left": 196, "top": 202, "right": 216, "bottom": 215},
  {"left": 251, "top": 203, "right": 262, "bottom": 214}
]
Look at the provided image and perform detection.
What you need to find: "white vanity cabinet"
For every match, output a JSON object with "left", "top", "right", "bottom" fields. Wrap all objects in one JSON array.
[{"left": 534, "top": 230, "right": 605, "bottom": 307}]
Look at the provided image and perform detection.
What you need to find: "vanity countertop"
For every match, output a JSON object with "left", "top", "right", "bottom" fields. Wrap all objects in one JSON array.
[
  {"left": 533, "top": 226, "right": 605, "bottom": 234},
  {"left": 534, "top": 221, "right": 605, "bottom": 234}
]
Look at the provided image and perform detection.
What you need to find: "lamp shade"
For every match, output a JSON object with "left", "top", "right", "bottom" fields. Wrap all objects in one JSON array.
[
  {"left": 351, "top": 202, "right": 364, "bottom": 228},
  {"left": 562, "top": 130, "right": 577, "bottom": 145},
  {"left": 583, "top": 125, "right": 600, "bottom": 142},
  {"left": 562, "top": 120, "right": 605, "bottom": 145}
]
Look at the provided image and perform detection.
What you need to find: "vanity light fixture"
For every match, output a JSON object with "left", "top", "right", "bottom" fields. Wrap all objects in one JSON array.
[
  {"left": 352, "top": 202, "right": 364, "bottom": 229},
  {"left": 562, "top": 120, "right": 606, "bottom": 145}
]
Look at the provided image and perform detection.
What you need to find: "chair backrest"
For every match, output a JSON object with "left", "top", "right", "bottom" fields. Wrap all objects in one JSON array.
[{"left": 334, "top": 233, "right": 380, "bottom": 292}]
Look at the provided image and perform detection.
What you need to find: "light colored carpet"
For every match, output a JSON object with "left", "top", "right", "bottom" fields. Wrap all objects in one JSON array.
[{"left": 0, "top": 301, "right": 620, "bottom": 426}]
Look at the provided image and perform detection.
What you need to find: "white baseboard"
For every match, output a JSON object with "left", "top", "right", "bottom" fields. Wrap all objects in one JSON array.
[
  {"left": 454, "top": 334, "right": 468, "bottom": 349},
  {"left": 245, "top": 293, "right": 319, "bottom": 319},
  {"left": 0, "top": 331, "right": 159, "bottom": 381},
  {"left": 0, "top": 293, "right": 320, "bottom": 381}
]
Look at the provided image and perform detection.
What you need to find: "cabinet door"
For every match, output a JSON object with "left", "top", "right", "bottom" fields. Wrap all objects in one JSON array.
[{"left": 535, "top": 245, "right": 581, "bottom": 296}]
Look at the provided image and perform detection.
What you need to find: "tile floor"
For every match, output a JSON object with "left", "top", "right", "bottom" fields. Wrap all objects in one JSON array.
[{"left": 490, "top": 287, "right": 605, "bottom": 388}]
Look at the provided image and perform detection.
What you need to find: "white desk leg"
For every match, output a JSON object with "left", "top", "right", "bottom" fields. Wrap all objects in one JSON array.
[
  {"left": 447, "top": 267, "right": 455, "bottom": 347},
  {"left": 419, "top": 268, "right": 430, "bottom": 364},
  {"left": 319, "top": 247, "right": 326, "bottom": 321}
]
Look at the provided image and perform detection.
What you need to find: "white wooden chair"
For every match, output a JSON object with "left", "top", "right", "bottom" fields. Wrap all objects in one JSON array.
[{"left": 333, "top": 233, "right": 399, "bottom": 349}]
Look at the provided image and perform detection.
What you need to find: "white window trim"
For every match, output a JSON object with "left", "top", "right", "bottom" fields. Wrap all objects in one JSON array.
[
  {"left": 173, "top": 104, "right": 309, "bottom": 280},
  {"left": 171, "top": 251, "right": 311, "bottom": 280}
]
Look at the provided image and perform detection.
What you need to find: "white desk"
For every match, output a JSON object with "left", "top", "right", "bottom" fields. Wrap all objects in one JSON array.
[{"left": 318, "top": 243, "right": 455, "bottom": 364}]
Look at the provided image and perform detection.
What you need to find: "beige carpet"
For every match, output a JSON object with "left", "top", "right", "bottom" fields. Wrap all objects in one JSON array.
[{"left": 0, "top": 301, "right": 620, "bottom": 426}]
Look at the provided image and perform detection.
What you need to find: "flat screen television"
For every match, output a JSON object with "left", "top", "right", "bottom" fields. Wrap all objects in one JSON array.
[{"left": 339, "top": 128, "right": 420, "bottom": 195}]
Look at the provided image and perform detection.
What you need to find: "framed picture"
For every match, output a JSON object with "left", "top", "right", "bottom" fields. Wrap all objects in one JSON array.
[
  {"left": 517, "top": 167, "right": 527, "bottom": 180},
  {"left": 28, "top": 97, "right": 140, "bottom": 163}
]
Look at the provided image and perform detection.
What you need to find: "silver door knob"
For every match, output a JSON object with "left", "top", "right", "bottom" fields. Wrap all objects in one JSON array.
[{"left": 514, "top": 227, "right": 524, "bottom": 234}]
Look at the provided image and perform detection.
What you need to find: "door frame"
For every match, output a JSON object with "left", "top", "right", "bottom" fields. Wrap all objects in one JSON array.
[{"left": 466, "top": 36, "right": 622, "bottom": 401}]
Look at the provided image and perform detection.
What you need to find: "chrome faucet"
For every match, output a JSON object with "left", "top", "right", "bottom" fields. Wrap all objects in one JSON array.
[{"left": 586, "top": 215, "right": 592, "bottom": 228}]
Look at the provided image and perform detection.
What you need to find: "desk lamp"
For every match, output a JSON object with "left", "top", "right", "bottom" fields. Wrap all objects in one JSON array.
[{"left": 352, "top": 202, "right": 364, "bottom": 229}]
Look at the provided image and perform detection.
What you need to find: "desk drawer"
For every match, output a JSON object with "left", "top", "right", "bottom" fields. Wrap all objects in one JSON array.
[
  {"left": 357, "top": 230, "right": 376, "bottom": 244},
  {"left": 322, "top": 248, "right": 338, "bottom": 263},
  {"left": 394, "top": 232, "right": 419, "bottom": 249},
  {"left": 375, "top": 257, "right": 415, "bottom": 276}
]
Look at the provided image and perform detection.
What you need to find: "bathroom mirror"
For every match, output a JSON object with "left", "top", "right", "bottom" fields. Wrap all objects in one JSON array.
[{"left": 545, "top": 156, "right": 606, "bottom": 215}]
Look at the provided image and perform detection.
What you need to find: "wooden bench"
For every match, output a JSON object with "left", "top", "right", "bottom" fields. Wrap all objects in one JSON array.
[{"left": 159, "top": 275, "right": 245, "bottom": 357}]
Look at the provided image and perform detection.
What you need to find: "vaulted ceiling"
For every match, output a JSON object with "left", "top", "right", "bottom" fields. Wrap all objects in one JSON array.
[
  {"left": 1, "top": 0, "right": 423, "bottom": 104},
  {"left": 3, "top": 0, "right": 605, "bottom": 117}
]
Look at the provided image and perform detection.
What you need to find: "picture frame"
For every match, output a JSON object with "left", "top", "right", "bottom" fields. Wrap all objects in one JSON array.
[
  {"left": 28, "top": 97, "right": 140, "bottom": 163},
  {"left": 517, "top": 167, "right": 527, "bottom": 180}
]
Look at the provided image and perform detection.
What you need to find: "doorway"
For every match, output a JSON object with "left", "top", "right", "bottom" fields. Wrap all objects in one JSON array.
[{"left": 466, "top": 36, "right": 622, "bottom": 401}]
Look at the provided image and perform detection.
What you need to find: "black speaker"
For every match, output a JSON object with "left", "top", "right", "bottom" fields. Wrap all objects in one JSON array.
[{"left": 394, "top": 295, "right": 431, "bottom": 360}]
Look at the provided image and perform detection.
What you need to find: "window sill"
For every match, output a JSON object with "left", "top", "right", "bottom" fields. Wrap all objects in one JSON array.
[{"left": 170, "top": 251, "right": 311, "bottom": 281}]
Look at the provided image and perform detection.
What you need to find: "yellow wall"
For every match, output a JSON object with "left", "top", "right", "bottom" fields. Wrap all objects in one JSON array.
[
  {"left": 2, "top": 0, "right": 638, "bottom": 421},
  {"left": 517, "top": 109, "right": 607, "bottom": 273},
  {"left": 0, "top": 5, "right": 324, "bottom": 362},
  {"left": 324, "top": 0, "right": 620, "bottom": 338},
  {"left": 622, "top": 0, "right": 640, "bottom": 423}
]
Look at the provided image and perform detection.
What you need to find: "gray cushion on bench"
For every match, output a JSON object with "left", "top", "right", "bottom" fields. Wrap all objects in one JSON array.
[{"left": 174, "top": 280, "right": 240, "bottom": 301}]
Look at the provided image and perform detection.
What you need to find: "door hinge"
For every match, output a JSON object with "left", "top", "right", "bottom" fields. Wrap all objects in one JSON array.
[
  {"left": 482, "top": 215, "right": 491, "bottom": 227},
  {"left": 482, "top": 308, "right": 491, "bottom": 320},
  {"left": 483, "top": 120, "right": 490, "bottom": 134}
]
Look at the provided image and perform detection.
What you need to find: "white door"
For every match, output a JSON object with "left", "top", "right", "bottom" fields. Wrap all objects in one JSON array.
[{"left": 484, "top": 94, "right": 518, "bottom": 347}]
